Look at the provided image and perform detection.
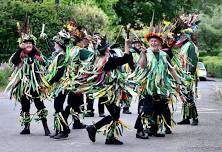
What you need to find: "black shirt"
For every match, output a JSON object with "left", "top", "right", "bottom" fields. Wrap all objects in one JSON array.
[{"left": 103, "top": 53, "right": 130, "bottom": 71}]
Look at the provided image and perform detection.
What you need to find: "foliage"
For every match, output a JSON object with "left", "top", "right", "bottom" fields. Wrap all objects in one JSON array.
[
  {"left": 1, "top": 0, "right": 222, "bottom": 67},
  {"left": 50, "top": 0, "right": 119, "bottom": 41},
  {"left": 0, "top": 0, "right": 109, "bottom": 61},
  {"left": 199, "top": 56, "right": 222, "bottom": 78},
  {"left": 190, "top": 0, "right": 222, "bottom": 15},
  {"left": 197, "top": 5, "right": 222, "bottom": 53},
  {"left": 0, "top": 0, "right": 67, "bottom": 60},
  {"left": 71, "top": 4, "right": 109, "bottom": 35},
  {"left": 112, "top": 0, "right": 194, "bottom": 29}
]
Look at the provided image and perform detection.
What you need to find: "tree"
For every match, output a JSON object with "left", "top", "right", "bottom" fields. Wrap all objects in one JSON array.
[
  {"left": 0, "top": 0, "right": 109, "bottom": 62},
  {"left": 190, "top": 0, "right": 222, "bottom": 15},
  {"left": 198, "top": 5, "right": 222, "bottom": 53},
  {"left": 112, "top": 0, "right": 193, "bottom": 29}
]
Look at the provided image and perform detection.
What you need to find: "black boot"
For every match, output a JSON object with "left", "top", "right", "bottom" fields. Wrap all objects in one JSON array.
[
  {"left": 105, "top": 137, "right": 123, "bottom": 145},
  {"left": 165, "top": 127, "right": 172, "bottom": 134},
  {"left": 20, "top": 123, "right": 30, "bottom": 135},
  {"left": 42, "top": 118, "right": 51, "bottom": 136},
  {"left": 153, "top": 133, "right": 165, "bottom": 137},
  {"left": 86, "top": 125, "right": 97, "bottom": 142},
  {"left": 149, "top": 126, "right": 165, "bottom": 137},
  {"left": 72, "top": 116, "right": 87, "bottom": 129},
  {"left": 53, "top": 131, "right": 69, "bottom": 139},
  {"left": 53, "top": 111, "right": 70, "bottom": 139},
  {"left": 144, "top": 128, "right": 153, "bottom": 136},
  {"left": 191, "top": 118, "right": 198, "bottom": 126},
  {"left": 73, "top": 123, "right": 87, "bottom": 129},
  {"left": 54, "top": 127, "right": 70, "bottom": 139},
  {"left": 136, "top": 130, "right": 149, "bottom": 139},
  {"left": 50, "top": 130, "right": 58, "bottom": 138},
  {"left": 177, "top": 119, "right": 190, "bottom": 125},
  {"left": 73, "top": 121, "right": 87, "bottom": 129}
]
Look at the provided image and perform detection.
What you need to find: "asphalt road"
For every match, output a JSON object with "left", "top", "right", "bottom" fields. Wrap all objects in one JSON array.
[{"left": 0, "top": 79, "right": 222, "bottom": 152}]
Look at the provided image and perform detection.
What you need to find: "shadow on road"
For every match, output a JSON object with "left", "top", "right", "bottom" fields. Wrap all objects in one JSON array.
[
  {"left": 199, "top": 77, "right": 222, "bottom": 82},
  {"left": 205, "top": 78, "right": 215, "bottom": 81}
]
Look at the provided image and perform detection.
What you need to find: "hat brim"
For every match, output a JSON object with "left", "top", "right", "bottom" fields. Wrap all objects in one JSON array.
[
  {"left": 23, "top": 39, "right": 35, "bottom": 44},
  {"left": 144, "top": 32, "right": 162, "bottom": 42},
  {"left": 132, "top": 40, "right": 141, "bottom": 44}
]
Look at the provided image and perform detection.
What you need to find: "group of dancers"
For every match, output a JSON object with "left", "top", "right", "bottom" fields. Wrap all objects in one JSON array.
[{"left": 5, "top": 13, "right": 200, "bottom": 145}]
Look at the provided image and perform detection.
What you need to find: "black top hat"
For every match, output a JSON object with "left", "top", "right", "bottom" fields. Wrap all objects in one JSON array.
[{"left": 97, "top": 37, "right": 109, "bottom": 55}]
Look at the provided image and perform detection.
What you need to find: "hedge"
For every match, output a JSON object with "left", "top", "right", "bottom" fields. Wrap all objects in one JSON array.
[
  {"left": 199, "top": 56, "right": 222, "bottom": 78},
  {"left": 199, "top": 50, "right": 222, "bottom": 57}
]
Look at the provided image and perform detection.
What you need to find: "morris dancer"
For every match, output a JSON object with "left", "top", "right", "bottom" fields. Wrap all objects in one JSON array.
[
  {"left": 6, "top": 17, "right": 50, "bottom": 136},
  {"left": 134, "top": 29, "right": 180, "bottom": 139},
  {"left": 86, "top": 37, "right": 132, "bottom": 145}
]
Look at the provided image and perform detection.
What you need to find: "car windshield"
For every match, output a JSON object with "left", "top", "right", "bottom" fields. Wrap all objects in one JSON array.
[{"left": 198, "top": 62, "right": 205, "bottom": 69}]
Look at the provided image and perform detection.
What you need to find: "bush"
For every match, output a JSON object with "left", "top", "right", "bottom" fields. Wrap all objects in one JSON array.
[
  {"left": 200, "top": 56, "right": 222, "bottom": 78},
  {"left": 199, "top": 51, "right": 207, "bottom": 57},
  {"left": 72, "top": 4, "right": 109, "bottom": 34},
  {"left": 0, "top": 66, "right": 12, "bottom": 90},
  {"left": 0, "top": 54, "right": 11, "bottom": 62}
]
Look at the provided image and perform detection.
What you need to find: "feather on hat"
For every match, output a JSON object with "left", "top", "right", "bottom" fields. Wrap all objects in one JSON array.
[
  {"left": 144, "top": 11, "right": 163, "bottom": 42},
  {"left": 17, "top": 15, "right": 37, "bottom": 45}
]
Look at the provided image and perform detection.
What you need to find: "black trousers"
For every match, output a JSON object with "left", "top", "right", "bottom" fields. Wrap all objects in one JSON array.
[
  {"left": 94, "top": 97, "right": 120, "bottom": 131},
  {"left": 54, "top": 91, "right": 83, "bottom": 113},
  {"left": 53, "top": 91, "right": 69, "bottom": 132},
  {"left": 86, "top": 97, "right": 105, "bottom": 114},
  {"left": 86, "top": 97, "right": 94, "bottom": 113},
  {"left": 98, "top": 97, "right": 105, "bottom": 114},
  {"left": 65, "top": 92, "right": 84, "bottom": 124},
  {"left": 20, "top": 92, "right": 45, "bottom": 113},
  {"left": 134, "top": 95, "right": 171, "bottom": 133},
  {"left": 151, "top": 97, "right": 171, "bottom": 133},
  {"left": 135, "top": 95, "right": 154, "bottom": 132},
  {"left": 54, "top": 90, "right": 85, "bottom": 132},
  {"left": 54, "top": 91, "right": 67, "bottom": 113}
]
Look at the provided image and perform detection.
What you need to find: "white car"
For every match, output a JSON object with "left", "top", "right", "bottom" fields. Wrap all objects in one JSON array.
[{"left": 197, "top": 62, "right": 207, "bottom": 80}]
